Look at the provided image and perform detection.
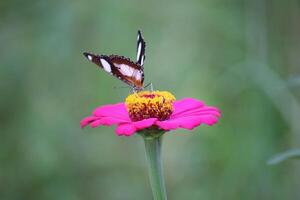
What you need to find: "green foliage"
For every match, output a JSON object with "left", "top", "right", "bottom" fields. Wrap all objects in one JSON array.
[
  {"left": 1, "top": 0, "right": 300, "bottom": 199},
  {"left": 268, "top": 149, "right": 300, "bottom": 165}
]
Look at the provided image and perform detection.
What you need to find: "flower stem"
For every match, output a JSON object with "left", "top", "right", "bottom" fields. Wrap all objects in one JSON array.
[{"left": 142, "top": 133, "right": 167, "bottom": 200}]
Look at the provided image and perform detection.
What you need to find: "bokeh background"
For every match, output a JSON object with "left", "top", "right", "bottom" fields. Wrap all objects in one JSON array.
[{"left": 1, "top": 0, "right": 300, "bottom": 199}]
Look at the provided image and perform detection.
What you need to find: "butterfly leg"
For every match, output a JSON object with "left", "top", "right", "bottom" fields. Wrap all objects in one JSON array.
[
  {"left": 143, "top": 82, "right": 154, "bottom": 91},
  {"left": 150, "top": 82, "right": 153, "bottom": 91}
]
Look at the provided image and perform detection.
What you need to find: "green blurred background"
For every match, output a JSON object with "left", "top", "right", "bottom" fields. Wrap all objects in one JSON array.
[{"left": 1, "top": 0, "right": 300, "bottom": 199}]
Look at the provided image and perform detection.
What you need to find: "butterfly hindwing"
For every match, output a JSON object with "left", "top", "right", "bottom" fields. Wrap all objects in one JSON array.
[
  {"left": 83, "top": 52, "right": 144, "bottom": 89},
  {"left": 136, "top": 30, "right": 146, "bottom": 66},
  {"left": 109, "top": 55, "right": 144, "bottom": 89}
]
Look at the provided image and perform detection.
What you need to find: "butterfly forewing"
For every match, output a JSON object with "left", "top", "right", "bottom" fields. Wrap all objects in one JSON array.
[
  {"left": 83, "top": 52, "right": 144, "bottom": 89},
  {"left": 83, "top": 53, "right": 113, "bottom": 73},
  {"left": 136, "top": 30, "right": 146, "bottom": 66}
]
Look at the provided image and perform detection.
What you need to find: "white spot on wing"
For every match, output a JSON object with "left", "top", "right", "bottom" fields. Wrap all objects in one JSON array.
[
  {"left": 135, "top": 71, "right": 142, "bottom": 81},
  {"left": 115, "top": 64, "right": 134, "bottom": 76},
  {"left": 114, "top": 63, "right": 143, "bottom": 82},
  {"left": 100, "top": 59, "right": 112, "bottom": 73},
  {"left": 137, "top": 42, "right": 142, "bottom": 61},
  {"left": 140, "top": 55, "right": 144, "bottom": 66},
  {"left": 87, "top": 55, "right": 93, "bottom": 61}
]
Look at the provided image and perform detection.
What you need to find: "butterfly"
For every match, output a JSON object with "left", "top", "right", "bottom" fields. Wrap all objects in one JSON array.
[{"left": 83, "top": 30, "right": 146, "bottom": 91}]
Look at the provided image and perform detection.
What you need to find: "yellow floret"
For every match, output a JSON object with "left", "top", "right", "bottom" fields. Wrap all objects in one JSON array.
[{"left": 125, "top": 91, "right": 176, "bottom": 121}]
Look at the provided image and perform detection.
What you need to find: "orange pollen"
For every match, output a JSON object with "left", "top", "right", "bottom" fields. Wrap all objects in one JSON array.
[{"left": 125, "top": 91, "right": 176, "bottom": 122}]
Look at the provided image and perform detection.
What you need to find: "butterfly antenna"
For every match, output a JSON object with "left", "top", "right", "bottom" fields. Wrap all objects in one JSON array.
[{"left": 144, "top": 82, "right": 154, "bottom": 91}]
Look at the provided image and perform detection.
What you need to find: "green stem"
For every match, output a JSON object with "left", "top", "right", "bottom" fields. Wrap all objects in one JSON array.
[{"left": 142, "top": 134, "right": 167, "bottom": 200}]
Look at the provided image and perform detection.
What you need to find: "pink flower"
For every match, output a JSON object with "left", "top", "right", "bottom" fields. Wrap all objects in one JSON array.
[{"left": 81, "top": 91, "right": 221, "bottom": 136}]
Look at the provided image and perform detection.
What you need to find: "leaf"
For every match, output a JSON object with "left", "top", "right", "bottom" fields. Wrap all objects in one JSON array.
[{"left": 267, "top": 149, "right": 300, "bottom": 165}]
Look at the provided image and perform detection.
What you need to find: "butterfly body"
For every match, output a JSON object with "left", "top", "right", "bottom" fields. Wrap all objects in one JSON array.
[{"left": 83, "top": 30, "right": 146, "bottom": 91}]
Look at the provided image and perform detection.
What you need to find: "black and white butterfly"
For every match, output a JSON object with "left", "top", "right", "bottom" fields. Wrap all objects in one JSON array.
[{"left": 83, "top": 30, "right": 146, "bottom": 91}]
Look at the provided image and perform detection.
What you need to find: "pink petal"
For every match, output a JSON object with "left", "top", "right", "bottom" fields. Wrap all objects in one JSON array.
[
  {"left": 80, "top": 116, "right": 100, "bottom": 128},
  {"left": 156, "top": 98, "right": 221, "bottom": 131},
  {"left": 90, "top": 119, "right": 105, "bottom": 128},
  {"left": 115, "top": 118, "right": 157, "bottom": 136},
  {"left": 171, "top": 106, "right": 221, "bottom": 119},
  {"left": 172, "top": 98, "right": 205, "bottom": 117},
  {"left": 156, "top": 115, "right": 219, "bottom": 130},
  {"left": 93, "top": 103, "right": 130, "bottom": 121},
  {"left": 116, "top": 124, "right": 137, "bottom": 136},
  {"left": 132, "top": 118, "right": 157, "bottom": 129},
  {"left": 172, "top": 98, "right": 221, "bottom": 118},
  {"left": 88, "top": 117, "right": 130, "bottom": 128},
  {"left": 81, "top": 103, "right": 131, "bottom": 129},
  {"left": 99, "top": 117, "right": 130, "bottom": 125}
]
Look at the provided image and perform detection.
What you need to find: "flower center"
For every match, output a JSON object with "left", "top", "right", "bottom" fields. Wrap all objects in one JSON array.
[{"left": 125, "top": 91, "right": 176, "bottom": 122}]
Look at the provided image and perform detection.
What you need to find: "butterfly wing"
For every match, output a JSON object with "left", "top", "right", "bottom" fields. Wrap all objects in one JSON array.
[
  {"left": 136, "top": 30, "right": 146, "bottom": 66},
  {"left": 83, "top": 52, "right": 144, "bottom": 90}
]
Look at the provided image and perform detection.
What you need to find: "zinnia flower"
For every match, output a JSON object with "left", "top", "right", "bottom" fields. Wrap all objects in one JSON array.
[{"left": 80, "top": 91, "right": 221, "bottom": 136}]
